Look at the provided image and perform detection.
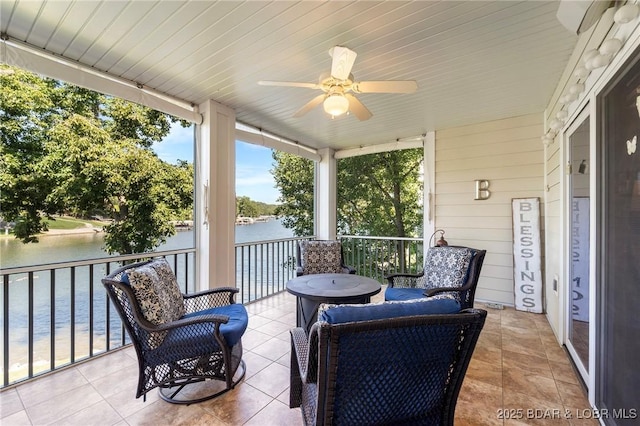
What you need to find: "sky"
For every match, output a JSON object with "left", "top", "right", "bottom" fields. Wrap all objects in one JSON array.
[{"left": 155, "top": 122, "right": 281, "bottom": 205}]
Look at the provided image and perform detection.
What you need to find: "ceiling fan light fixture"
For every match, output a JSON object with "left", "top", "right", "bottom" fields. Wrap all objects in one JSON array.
[{"left": 323, "top": 94, "right": 349, "bottom": 116}]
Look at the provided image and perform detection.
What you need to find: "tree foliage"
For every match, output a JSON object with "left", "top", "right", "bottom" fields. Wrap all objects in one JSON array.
[
  {"left": 338, "top": 149, "right": 423, "bottom": 237},
  {"left": 0, "top": 65, "right": 193, "bottom": 253},
  {"left": 271, "top": 149, "right": 423, "bottom": 238},
  {"left": 236, "top": 196, "right": 276, "bottom": 218},
  {"left": 271, "top": 150, "right": 315, "bottom": 236}
]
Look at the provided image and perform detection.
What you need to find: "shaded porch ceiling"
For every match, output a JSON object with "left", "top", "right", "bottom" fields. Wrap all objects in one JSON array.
[{"left": 0, "top": 1, "right": 579, "bottom": 151}]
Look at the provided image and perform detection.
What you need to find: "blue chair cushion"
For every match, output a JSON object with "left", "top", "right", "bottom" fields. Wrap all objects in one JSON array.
[
  {"left": 319, "top": 294, "right": 460, "bottom": 324},
  {"left": 182, "top": 303, "right": 248, "bottom": 347},
  {"left": 384, "top": 287, "right": 428, "bottom": 301},
  {"left": 146, "top": 304, "right": 248, "bottom": 367}
]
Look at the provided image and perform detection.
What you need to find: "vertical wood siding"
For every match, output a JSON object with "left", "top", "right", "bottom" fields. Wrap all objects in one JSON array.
[{"left": 435, "top": 113, "right": 544, "bottom": 306}]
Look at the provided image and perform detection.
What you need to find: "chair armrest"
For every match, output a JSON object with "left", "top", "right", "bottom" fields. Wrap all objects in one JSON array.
[
  {"left": 295, "top": 266, "right": 303, "bottom": 276},
  {"left": 289, "top": 327, "right": 308, "bottom": 408},
  {"left": 291, "top": 327, "right": 309, "bottom": 372},
  {"left": 385, "top": 272, "right": 424, "bottom": 288},
  {"left": 183, "top": 287, "right": 239, "bottom": 311}
]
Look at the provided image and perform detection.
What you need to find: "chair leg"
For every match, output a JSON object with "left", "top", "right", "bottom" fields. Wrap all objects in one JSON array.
[{"left": 157, "top": 360, "right": 246, "bottom": 405}]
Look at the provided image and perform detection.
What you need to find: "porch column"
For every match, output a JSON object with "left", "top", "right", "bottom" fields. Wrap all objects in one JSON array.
[
  {"left": 195, "top": 100, "right": 236, "bottom": 290},
  {"left": 315, "top": 148, "right": 337, "bottom": 240}
]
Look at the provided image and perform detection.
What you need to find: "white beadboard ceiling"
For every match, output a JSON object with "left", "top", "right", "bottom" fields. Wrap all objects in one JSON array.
[{"left": 0, "top": 0, "right": 579, "bottom": 151}]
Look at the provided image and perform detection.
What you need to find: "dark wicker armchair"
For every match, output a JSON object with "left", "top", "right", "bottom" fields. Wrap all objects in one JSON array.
[
  {"left": 296, "top": 240, "right": 356, "bottom": 276},
  {"left": 102, "top": 258, "right": 247, "bottom": 404},
  {"left": 385, "top": 246, "right": 486, "bottom": 309},
  {"left": 290, "top": 298, "right": 487, "bottom": 425}
]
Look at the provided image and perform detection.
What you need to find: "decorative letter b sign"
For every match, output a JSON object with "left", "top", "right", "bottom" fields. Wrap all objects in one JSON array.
[{"left": 512, "top": 198, "right": 543, "bottom": 313}]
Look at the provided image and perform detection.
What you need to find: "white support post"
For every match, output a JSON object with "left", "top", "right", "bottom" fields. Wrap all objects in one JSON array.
[
  {"left": 195, "top": 100, "right": 236, "bottom": 290},
  {"left": 315, "top": 148, "right": 337, "bottom": 240}
]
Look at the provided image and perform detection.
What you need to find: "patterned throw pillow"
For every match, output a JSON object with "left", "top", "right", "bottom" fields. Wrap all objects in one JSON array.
[
  {"left": 424, "top": 247, "right": 473, "bottom": 289},
  {"left": 300, "top": 240, "right": 344, "bottom": 275},
  {"left": 126, "top": 258, "right": 185, "bottom": 327}
]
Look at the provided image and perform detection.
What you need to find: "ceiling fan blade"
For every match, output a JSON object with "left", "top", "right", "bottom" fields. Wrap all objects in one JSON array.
[
  {"left": 258, "top": 80, "right": 320, "bottom": 89},
  {"left": 329, "top": 46, "right": 357, "bottom": 81},
  {"left": 293, "top": 94, "right": 326, "bottom": 117},
  {"left": 345, "top": 94, "right": 372, "bottom": 121},
  {"left": 353, "top": 80, "right": 418, "bottom": 94}
]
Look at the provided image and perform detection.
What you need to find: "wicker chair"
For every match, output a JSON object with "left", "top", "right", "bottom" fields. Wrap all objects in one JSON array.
[
  {"left": 385, "top": 246, "right": 486, "bottom": 309},
  {"left": 296, "top": 240, "right": 356, "bottom": 276},
  {"left": 289, "top": 298, "right": 487, "bottom": 425},
  {"left": 102, "top": 258, "right": 247, "bottom": 404}
]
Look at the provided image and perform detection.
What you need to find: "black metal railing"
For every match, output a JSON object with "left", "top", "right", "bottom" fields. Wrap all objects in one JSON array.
[
  {"left": 1, "top": 235, "right": 423, "bottom": 388},
  {"left": 235, "top": 236, "right": 313, "bottom": 304},
  {"left": 340, "top": 235, "right": 424, "bottom": 282},
  {"left": 0, "top": 249, "right": 195, "bottom": 389}
]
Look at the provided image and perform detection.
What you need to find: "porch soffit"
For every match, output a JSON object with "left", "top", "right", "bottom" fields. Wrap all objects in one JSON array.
[{"left": 0, "top": 1, "right": 579, "bottom": 152}]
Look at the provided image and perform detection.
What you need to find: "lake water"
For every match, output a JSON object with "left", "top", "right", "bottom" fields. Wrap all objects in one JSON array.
[
  {"left": 0, "top": 218, "right": 294, "bottom": 269},
  {"left": 1, "top": 218, "right": 295, "bottom": 381}
]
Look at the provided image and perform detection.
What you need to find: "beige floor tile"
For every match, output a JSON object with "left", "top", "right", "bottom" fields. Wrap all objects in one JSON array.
[
  {"left": 3, "top": 298, "right": 593, "bottom": 426},
  {"left": 550, "top": 361, "right": 581, "bottom": 386},
  {"left": 16, "top": 367, "right": 88, "bottom": 408},
  {"left": 200, "top": 382, "right": 273, "bottom": 425},
  {"left": 503, "top": 368, "right": 561, "bottom": 403},
  {"left": 555, "top": 380, "right": 589, "bottom": 409},
  {"left": 502, "top": 390, "right": 567, "bottom": 426},
  {"left": 0, "top": 409, "right": 32, "bottom": 426},
  {"left": 253, "top": 320, "right": 292, "bottom": 337},
  {"left": 124, "top": 399, "right": 223, "bottom": 426},
  {"left": 465, "top": 357, "right": 503, "bottom": 387},
  {"left": 241, "top": 329, "right": 272, "bottom": 351},
  {"left": 1, "top": 388, "right": 25, "bottom": 419},
  {"left": 502, "top": 349, "right": 553, "bottom": 379},
  {"left": 50, "top": 400, "right": 123, "bottom": 426},
  {"left": 243, "top": 399, "right": 303, "bottom": 426},
  {"left": 101, "top": 373, "right": 160, "bottom": 419},
  {"left": 241, "top": 351, "right": 273, "bottom": 380},
  {"left": 246, "top": 315, "right": 272, "bottom": 330},
  {"left": 249, "top": 337, "right": 290, "bottom": 362},
  {"left": 24, "top": 383, "right": 103, "bottom": 425},
  {"left": 244, "top": 363, "right": 290, "bottom": 398},
  {"left": 76, "top": 350, "right": 135, "bottom": 383},
  {"left": 457, "top": 378, "right": 503, "bottom": 425}
]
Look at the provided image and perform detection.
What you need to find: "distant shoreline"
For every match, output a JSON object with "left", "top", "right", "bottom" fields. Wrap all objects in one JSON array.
[{"left": 1, "top": 223, "right": 105, "bottom": 239}]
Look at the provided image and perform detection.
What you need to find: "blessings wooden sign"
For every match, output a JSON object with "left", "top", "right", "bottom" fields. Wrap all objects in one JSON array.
[{"left": 512, "top": 197, "right": 543, "bottom": 313}]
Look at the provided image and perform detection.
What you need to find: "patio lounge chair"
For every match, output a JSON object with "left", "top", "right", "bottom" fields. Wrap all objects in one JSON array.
[
  {"left": 289, "top": 295, "right": 487, "bottom": 425},
  {"left": 102, "top": 258, "right": 247, "bottom": 404},
  {"left": 296, "top": 240, "right": 356, "bottom": 276},
  {"left": 385, "top": 246, "right": 486, "bottom": 309}
]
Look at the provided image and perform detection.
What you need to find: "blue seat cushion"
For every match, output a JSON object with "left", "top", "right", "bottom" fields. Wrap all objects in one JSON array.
[
  {"left": 182, "top": 304, "right": 248, "bottom": 347},
  {"left": 319, "top": 294, "right": 460, "bottom": 324},
  {"left": 146, "top": 303, "right": 248, "bottom": 367},
  {"left": 384, "top": 287, "right": 429, "bottom": 301}
]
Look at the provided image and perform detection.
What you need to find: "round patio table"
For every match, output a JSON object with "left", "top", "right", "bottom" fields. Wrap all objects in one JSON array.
[{"left": 286, "top": 273, "right": 381, "bottom": 334}]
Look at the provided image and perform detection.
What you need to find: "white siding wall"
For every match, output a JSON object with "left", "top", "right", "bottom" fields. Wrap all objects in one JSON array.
[{"left": 435, "top": 113, "right": 544, "bottom": 306}]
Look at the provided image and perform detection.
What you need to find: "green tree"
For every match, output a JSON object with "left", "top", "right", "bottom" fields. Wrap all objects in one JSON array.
[
  {"left": 272, "top": 149, "right": 423, "bottom": 273},
  {"left": 271, "top": 149, "right": 423, "bottom": 238},
  {"left": 236, "top": 196, "right": 259, "bottom": 218},
  {"left": 337, "top": 149, "right": 423, "bottom": 238},
  {"left": 0, "top": 65, "right": 193, "bottom": 253},
  {"left": 271, "top": 150, "right": 315, "bottom": 236}
]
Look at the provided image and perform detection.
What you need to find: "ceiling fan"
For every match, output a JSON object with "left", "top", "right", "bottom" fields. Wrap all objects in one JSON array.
[{"left": 258, "top": 46, "right": 418, "bottom": 121}]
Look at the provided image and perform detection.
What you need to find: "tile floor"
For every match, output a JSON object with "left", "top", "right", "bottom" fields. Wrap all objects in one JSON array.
[{"left": 1, "top": 290, "right": 596, "bottom": 425}]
